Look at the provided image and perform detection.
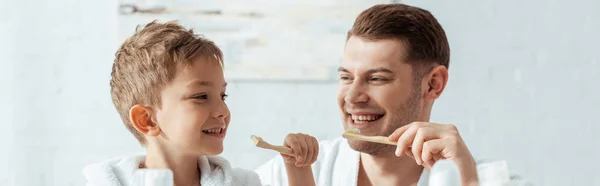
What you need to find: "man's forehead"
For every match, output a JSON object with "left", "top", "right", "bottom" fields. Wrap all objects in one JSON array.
[
  {"left": 341, "top": 37, "right": 409, "bottom": 72},
  {"left": 339, "top": 56, "right": 411, "bottom": 74}
]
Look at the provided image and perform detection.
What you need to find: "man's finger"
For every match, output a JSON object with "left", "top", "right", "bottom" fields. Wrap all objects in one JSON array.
[
  {"left": 388, "top": 123, "right": 413, "bottom": 141},
  {"left": 424, "top": 158, "right": 436, "bottom": 170},
  {"left": 395, "top": 124, "right": 426, "bottom": 156},
  {"left": 405, "top": 149, "right": 414, "bottom": 159},
  {"left": 421, "top": 139, "right": 445, "bottom": 166},
  {"left": 412, "top": 127, "right": 442, "bottom": 165},
  {"left": 433, "top": 154, "right": 443, "bottom": 161}
]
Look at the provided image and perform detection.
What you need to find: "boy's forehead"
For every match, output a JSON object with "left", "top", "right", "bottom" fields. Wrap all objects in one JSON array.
[{"left": 170, "top": 58, "right": 226, "bottom": 87}]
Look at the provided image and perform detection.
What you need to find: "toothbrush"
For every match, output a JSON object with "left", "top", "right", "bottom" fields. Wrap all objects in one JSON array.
[
  {"left": 342, "top": 128, "right": 398, "bottom": 145},
  {"left": 250, "top": 135, "right": 295, "bottom": 156}
]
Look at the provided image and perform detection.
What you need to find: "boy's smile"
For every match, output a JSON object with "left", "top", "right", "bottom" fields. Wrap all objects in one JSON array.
[{"left": 201, "top": 126, "right": 227, "bottom": 138}]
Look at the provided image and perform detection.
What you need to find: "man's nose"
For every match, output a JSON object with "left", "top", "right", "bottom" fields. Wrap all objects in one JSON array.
[{"left": 344, "top": 83, "right": 369, "bottom": 104}]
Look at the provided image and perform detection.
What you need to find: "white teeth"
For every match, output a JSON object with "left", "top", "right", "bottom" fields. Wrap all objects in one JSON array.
[
  {"left": 351, "top": 115, "right": 381, "bottom": 122},
  {"left": 203, "top": 128, "right": 224, "bottom": 134}
]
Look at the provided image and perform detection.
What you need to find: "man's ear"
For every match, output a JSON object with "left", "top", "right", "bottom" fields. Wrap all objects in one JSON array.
[
  {"left": 129, "top": 104, "right": 161, "bottom": 137},
  {"left": 424, "top": 65, "right": 449, "bottom": 100}
]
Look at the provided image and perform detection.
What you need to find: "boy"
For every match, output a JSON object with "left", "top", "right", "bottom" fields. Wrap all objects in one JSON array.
[{"left": 83, "top": 20, "right": 319, "bottom": 186}]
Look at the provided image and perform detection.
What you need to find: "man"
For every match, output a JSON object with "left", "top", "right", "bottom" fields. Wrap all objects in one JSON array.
[{"left": 255, "top": 4, "right": 530, "bottom": 186}]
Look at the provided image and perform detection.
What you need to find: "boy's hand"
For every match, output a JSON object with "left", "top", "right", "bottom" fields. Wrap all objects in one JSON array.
[{"left": 281, "top": 133, "right": 319, "bottom": 167}]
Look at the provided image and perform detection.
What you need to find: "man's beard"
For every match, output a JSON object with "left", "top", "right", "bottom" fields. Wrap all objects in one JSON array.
[{"left": 347, "top": 90, "right": 422, "bottom": 156}]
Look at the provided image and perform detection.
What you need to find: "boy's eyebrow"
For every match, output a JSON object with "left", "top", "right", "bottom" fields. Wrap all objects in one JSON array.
[{"left": 187, "top": 80, "right": 227, "bottom": 88}]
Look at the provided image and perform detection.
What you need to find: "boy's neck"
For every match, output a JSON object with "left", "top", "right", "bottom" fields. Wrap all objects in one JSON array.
[
  {"left": 143, "top": 143, "right": 202, "bottom": 186},
  {"left": 358, "top": 152, "right": 423, "bottom": 186}
]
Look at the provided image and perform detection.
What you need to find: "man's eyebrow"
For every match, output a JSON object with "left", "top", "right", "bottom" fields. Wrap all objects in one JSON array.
[
  {"left": 337, "top": 67, "right": 394, "bottom": 74},
  {"left": 365, "top": 67, "right": 394, "bottom": 74},
  {"left": 337, "top": 67, "right": 349, "bottom": 73}
]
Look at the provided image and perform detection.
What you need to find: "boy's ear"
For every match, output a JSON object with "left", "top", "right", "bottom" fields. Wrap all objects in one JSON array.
[{"left": 129, "top": 104, "right": 161, "bottom": 137}]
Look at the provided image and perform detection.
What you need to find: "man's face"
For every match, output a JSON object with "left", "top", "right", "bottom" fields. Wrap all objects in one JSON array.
[
  {"left": 154, "top": 58, "right": 230, "bottom": 156},
  {"left": 337, "top": 36, "right": 423, "bottom": 155}
]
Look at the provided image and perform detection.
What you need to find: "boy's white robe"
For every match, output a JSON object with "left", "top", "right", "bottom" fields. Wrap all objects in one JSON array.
[{"left": 83, "top": 155, "right": 262, "bottom": 186}]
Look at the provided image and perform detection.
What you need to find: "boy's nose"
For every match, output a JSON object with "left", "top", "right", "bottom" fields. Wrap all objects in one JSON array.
[{"left": 212, "top": 102, "right": 230, "bottom": 119}]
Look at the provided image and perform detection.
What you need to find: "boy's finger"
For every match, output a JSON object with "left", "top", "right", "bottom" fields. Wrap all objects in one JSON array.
[
  {"left": 311, "top": 137, "right": 319, "bottom": 164},
  {"left": 280, "top": 153, "right": 293, "bottom": 159},
  {"left": 296, "top": 135, "right": 309, "bottom": 165},
  {"left": 286, "top": 136, "right": 302, "bottom": 161},
  {"left": 304, "top": 137, "right": 314, "bottom": 166}
]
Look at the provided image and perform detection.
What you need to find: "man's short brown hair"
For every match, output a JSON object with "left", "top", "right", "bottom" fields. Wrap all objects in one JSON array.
[
  {"left": 110, "top": 20, "right": 223, "bottom": 144},
  {"left": 348, "top": 4, "right": 450, "bottom": 74}
]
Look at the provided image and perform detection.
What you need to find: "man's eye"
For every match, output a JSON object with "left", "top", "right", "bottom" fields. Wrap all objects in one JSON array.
[
  {"left": 192, "top": 94, "right": 208, "bottom": 99},
  {"left": 369, "top": 77, "right": 387, "bottom": 81},
  {"left": 340, "top": 76, "right": 351, "bottom": 80}
]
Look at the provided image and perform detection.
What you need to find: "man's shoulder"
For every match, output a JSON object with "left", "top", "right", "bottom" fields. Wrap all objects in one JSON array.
[{"left": 473, "top": 158, "right": 532, "bottom": 186}]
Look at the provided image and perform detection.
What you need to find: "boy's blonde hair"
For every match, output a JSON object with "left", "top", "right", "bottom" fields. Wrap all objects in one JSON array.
[{"left": 110, "top": 20, "right": 223, "bottom": 144}]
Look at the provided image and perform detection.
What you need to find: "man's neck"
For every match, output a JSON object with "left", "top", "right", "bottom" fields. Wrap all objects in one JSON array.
[
  {"left": 144, "top": 144, "right": 201, "bottom": 186},
  {"left": 358, "top": 152, "right": 424, "bottom": 186}
]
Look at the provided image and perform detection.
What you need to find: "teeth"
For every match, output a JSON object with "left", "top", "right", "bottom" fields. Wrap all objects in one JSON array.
[
  {"left": 203, "top": 128, "right": 224, "bottom": 134},
  {"left": 351, "top": 115, "right": 381, "bottom": 122}
]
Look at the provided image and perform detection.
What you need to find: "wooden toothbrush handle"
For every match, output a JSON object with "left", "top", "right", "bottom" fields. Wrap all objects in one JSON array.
[
  {"left": 367, "top": 136, "right": 398, "bottom": 146},
  {"left": 268, "top": 145, "right": 294, "bottom": 156}
]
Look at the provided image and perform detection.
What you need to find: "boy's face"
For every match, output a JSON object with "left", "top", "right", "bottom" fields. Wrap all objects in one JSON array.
[{"left": 154, "top": 58, "right": 230, "bottom": 156}]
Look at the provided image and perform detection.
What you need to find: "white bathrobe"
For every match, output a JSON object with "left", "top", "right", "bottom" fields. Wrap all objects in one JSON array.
[
  {"left": 254, "top": 137, "right": 532, "bottom": 186},
  {"left": 83, "top": 154, "right": 262, "bottom": 186}
]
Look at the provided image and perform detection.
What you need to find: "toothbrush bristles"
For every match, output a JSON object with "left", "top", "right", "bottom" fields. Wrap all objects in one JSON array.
[{"left": 347, "top": 128, "right": 361, "bottom": 134}]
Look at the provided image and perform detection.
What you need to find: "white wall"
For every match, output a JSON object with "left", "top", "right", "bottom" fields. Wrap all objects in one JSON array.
[{"left": 1, "top": 0, "right": 599, "bottom": 185}]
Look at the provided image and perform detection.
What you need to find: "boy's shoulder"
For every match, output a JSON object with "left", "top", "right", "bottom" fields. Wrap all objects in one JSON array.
[
  {"left": 82, "top": 154, "right": 145, "bottom": 186},
  {"left": 204, "top": 155, "right": 262, "bottom": 186}
]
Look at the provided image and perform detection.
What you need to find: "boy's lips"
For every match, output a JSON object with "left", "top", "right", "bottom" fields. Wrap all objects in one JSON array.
[{"left": 202, "top": 126, "right": 227, "bottom": 139}]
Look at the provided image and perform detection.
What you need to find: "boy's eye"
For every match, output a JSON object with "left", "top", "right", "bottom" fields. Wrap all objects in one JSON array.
[{"left": 221, "top": 93, "right": 228, "bottom": 101}]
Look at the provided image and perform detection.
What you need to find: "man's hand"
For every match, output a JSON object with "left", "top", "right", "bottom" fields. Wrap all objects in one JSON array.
[
  {"left": 281, "top": 133, "right": 319, "bottom": 167},
  {"left": 388, "top": 122, "right": 479, "bottom": 185}
]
